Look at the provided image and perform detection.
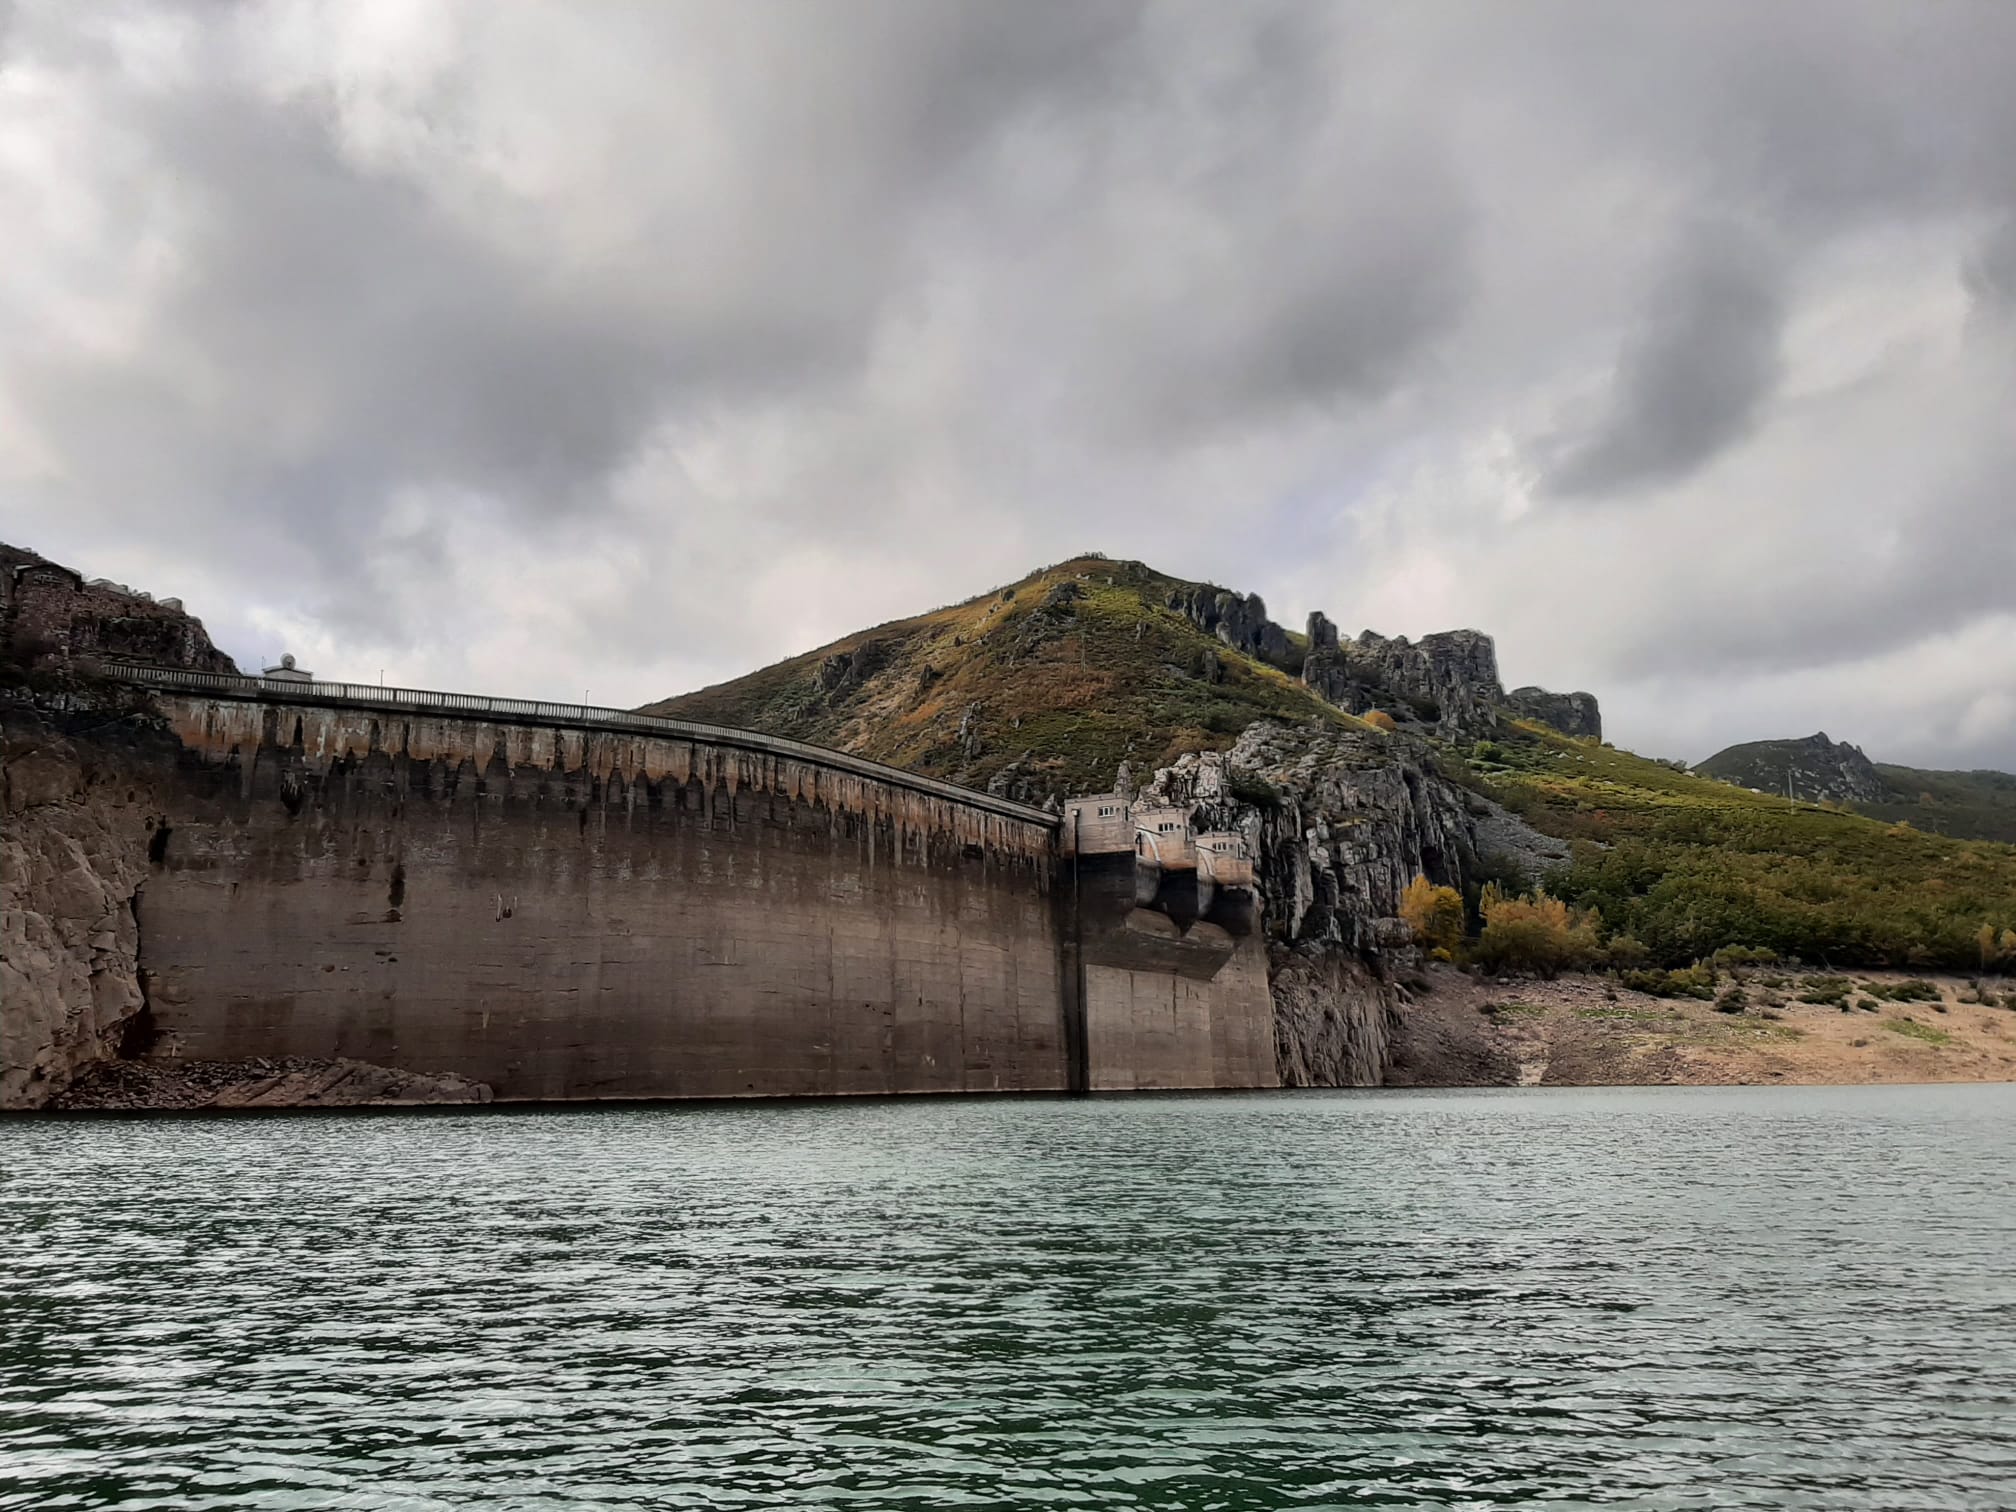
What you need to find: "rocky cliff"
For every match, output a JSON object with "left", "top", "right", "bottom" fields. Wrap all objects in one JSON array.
[
  {"left": 1302, "top": 628, "right": 1508, "bottom": 737},
  {"left": 3, "top": 542, "right": 237, "bottom": 676},
  {"left": 1163, "top": 583, "right": 1294, "bottom": 665},
  {"left": 1131, "top": 720, "right": 1566, "bottom": 1084},
  {"left": 1, "top": 705, "right": 163, "bottom": 1108}
]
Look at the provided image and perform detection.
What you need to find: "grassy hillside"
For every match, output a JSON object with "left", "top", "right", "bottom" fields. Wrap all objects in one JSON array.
[
  {"left": 1697, "top": 734, "right": 2016, "bottom": 843},
  {"left": 1862, "top": 764, "right": 2016, "bottom": 844},
  {"left": 1473, "top": 724, "right": 2016, "bottom": 971},
  {"left": 644, "top": 556, "right": 1363, "bottom": 796}
]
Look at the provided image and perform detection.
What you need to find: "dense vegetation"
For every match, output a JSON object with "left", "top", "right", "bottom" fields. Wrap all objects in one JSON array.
[{"left": 1470, "top": 724, "right": 2016, "bottom": 972}]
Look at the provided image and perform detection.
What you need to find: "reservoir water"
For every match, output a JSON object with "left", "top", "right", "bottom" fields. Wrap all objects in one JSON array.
[{"left": 2, "top": 1084, "right": 2013, "bottom": 1510}]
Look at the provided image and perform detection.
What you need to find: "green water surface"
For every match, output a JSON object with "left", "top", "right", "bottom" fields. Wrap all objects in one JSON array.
[{"left": 2, "top": 1084, "right": 2013, "bottom": 1509}]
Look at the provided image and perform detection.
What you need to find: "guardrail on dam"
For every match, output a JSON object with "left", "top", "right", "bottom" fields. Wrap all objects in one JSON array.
[{"left": 94, "top": 660, "right": 1278, "bottom": 1100}]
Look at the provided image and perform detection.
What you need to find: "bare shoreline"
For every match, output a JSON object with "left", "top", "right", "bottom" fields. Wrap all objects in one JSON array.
[{"left": 1396, "top": 966, "right": 2016, "bottom": 1088}]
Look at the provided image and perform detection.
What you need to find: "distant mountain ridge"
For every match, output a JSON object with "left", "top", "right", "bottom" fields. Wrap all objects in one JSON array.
[{"left": 1698, "top": 733, "right": 2016, "bottom": 843}]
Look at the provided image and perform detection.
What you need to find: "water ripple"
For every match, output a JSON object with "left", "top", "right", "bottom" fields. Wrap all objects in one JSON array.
[{"left": 3, "top": 1085, "right": 2014, "bottom": 1509}]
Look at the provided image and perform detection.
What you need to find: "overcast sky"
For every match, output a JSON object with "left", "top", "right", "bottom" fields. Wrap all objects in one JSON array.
[{"left": 3, "top": 1, "right": 2012, "bottom": 769}]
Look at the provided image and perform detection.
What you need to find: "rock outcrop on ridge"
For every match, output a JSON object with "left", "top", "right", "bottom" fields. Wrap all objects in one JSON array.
[
  {"left": 1302, "top": 627, "right": 1512, "bottom": 738},
  {"left": 1505, "top": 686, "right": 1603, "bottom": 742},
  {"left": 1159, "top": 566, "right": 1599, "bottom": 742}
]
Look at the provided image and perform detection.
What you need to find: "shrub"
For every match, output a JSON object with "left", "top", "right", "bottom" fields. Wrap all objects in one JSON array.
[
  {"left": 1621, "top": 965, "right": 1716, "bottom": 1000},
  {"left": 1710, "top": 944, "right": 1778, "bottom": 971},
  {"left": 1603, "top": 933, "right": 1652, "bottom": 970},
  {"left": 1797, "top": 976, "right": 1854, "bottom": 1006},
  {"left": 1863, "top": 979, "right": 1941, "bottom": 1003},
  {"left": 1400, "top": 876, "right": 1466, "bottom": 956},
  {"left": 1471, "top": 740, "right": 1504, "bottom": 764},
  {"left": 1472, "top": 885, "right": 1599, "bottom": 976},
  {"left": 1364, "top": 710, "right": 1398, "bottom": 733},
  {"left": 1715, "top": 985, "right": 1748, "bottom": 1014}
]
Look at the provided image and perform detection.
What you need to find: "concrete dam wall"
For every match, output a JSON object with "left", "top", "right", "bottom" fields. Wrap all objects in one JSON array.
[{"left": 104, "top": 666, "right": 1276, "bottom": 1102}]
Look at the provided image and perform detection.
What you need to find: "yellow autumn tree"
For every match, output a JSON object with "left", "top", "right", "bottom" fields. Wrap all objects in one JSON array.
[
  {"left": 1364, "top": 710, "right": 1398, "bottom": 733},
  {"left": 1473, "top": 884, "right": 1600, "bottom": 977},
  {"left": 1400, "top": 875, "right": 1465, "bottom": 957}
]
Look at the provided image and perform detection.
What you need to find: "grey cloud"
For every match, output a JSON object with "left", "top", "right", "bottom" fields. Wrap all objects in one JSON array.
[
  {"left": 1122, "top": 144, "right": 1471, "bottom": 433},
  {"left": 1966, "top": 216, "right": 2016, "bottom": 313},
  {"left": 4, "top": 1, "right": 2016, "bottom": 766},
  {"left": 1545, "top": 225, "right": 1785, "bottom": 498}
]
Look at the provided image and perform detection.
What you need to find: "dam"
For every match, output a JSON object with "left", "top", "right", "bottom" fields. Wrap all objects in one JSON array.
[{"left": 95, "top": 661, "right": 1278, "bottom": 1101}]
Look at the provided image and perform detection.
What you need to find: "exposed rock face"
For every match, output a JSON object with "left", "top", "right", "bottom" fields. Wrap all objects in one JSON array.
[
  {"left": 813, "top": 638, "right": 895, "bottom": 697},
  {"left": 1357, "top": 629, "right": 1503, "bottom": 735},
  {"left": 1696, "top": 732, "right": 1889, "bottom": 804},
  {"left": 1270, "top": 943, "right": 1397, "bottom": 1087},
  {"left": 1299, "top": 646, "right": 1371, "bottom": 716},
  {"left": 1165, "top": 585, "right": 1291, "bottom": 664},
  {"left": 1296, "top": 618, "right": 1603, "bottom": 748},
  {"left": 1, "top": 707, "right": 164, "bottom": 1109},
  {"left": 1134, "top": 720, "right": 1563, "bottom": 1085},
  {"left": 1301, "top": 628, "right": 1504, "bottom": 736},
  {"left": 3, "top": 543, "right": 236, "bottom": 674},
  {"left": 986, "top": 749, "right": 1045, "bottom": 804},
  {"left": 1506, "top": 686, "right": 1603, "bottom": 741}
]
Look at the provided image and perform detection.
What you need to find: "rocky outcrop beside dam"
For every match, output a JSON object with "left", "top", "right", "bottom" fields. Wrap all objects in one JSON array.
[
  {"left": 1132, "top": 720, "right": 1567, "bottom": 1085},
  {"left": 0, "top": 706, "right": 159, "bottom": 1109}
]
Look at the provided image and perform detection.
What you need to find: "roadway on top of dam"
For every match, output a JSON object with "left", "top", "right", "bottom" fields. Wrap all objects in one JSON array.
[{"left": 93, "top": 659, "right": 1060, "bottom": 829}]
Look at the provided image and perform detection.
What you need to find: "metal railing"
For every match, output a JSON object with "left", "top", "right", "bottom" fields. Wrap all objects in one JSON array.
[{"left": 90, "top": 659, "right": 1060, "bottom": 828}]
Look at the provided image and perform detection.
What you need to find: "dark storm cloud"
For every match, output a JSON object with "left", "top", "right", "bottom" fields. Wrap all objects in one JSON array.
[{"left": 1545, "top": 225, "right": 1785, "bottom": 498}]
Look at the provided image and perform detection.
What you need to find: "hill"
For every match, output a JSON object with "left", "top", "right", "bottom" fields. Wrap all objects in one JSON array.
[
  {"left": 1695, "top": 732, "right": 1886, "bottom": 804},
  {"left": 651, "top": 556, "right": 2016, "bottom": 974},
  {"left": 646, "top": 554, "right": 1600, "bottom": 801},
  {"left": 1863, "top": 765, "right": 2016, "bottom": 844},
  {"left": 1698, "top": 734, "right": 2016, "bottom": 844},
  {"left": 646, "top": 556, "right": 1369, "bottom": 800}
]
